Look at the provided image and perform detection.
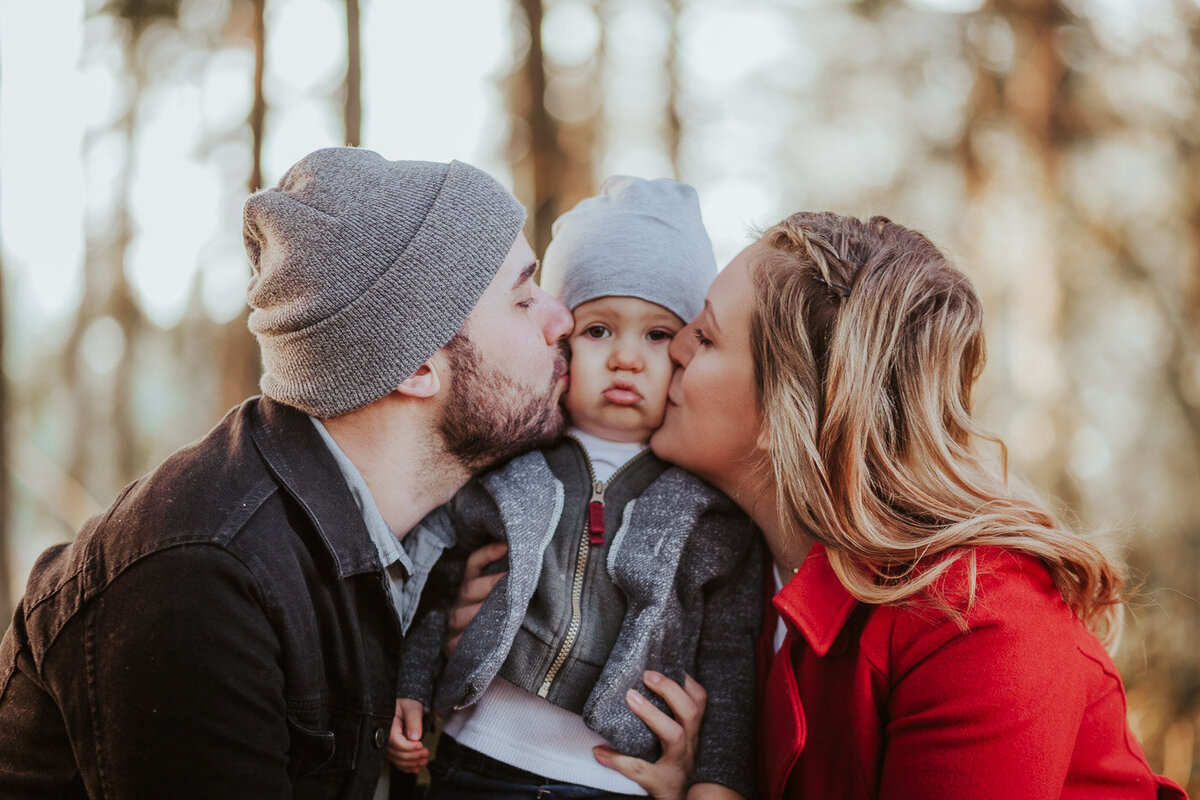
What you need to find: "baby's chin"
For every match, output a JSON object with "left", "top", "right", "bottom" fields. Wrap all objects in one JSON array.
[{"left": 570, "top": 417, "right": 653, "bottom": 444}]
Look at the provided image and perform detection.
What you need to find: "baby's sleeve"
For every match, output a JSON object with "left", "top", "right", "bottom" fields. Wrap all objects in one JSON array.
[{"left": 394, "top": 496, "right": 500, "bottom": 708}]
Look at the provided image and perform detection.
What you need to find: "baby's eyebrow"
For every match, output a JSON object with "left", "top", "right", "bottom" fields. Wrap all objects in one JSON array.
[{"left": 512, "top": 261, "right": 538, "bottom": 291}]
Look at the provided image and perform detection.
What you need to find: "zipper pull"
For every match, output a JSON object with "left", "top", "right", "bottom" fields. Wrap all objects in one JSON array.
[{"left": 588, "top": 481, "right": 606, "bottom": 545}]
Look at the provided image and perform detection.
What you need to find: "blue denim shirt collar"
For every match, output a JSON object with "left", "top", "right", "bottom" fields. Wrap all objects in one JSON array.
[
  {"left": 309, "top": 417, "right": 414, "bottom": 577},
  {"left": 308, "top": 416, "right": 446, "bottom": 635}
]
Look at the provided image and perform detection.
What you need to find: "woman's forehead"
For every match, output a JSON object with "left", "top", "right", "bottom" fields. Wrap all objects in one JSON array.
[{"left": 708, "top": 251, "right": 758, "bottom": 320}]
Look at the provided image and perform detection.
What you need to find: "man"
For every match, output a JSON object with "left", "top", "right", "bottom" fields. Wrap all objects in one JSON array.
[{"left": 0, "top": 147, "right": 572, "bottom": 799}]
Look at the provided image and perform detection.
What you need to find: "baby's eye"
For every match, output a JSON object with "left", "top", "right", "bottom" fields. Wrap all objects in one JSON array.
[
  {"left": 646, "top": 329, "right": 674, "bottom": 343},
  {"left": 583, "top": 324, "right": 610, "bottom": 339}
]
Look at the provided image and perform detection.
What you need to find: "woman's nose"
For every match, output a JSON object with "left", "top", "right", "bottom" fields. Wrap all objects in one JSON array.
[{"left": 668, "top": 326, "right": 693, "bottom": 367}]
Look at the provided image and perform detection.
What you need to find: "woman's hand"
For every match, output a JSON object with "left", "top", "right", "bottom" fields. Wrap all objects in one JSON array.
[
  {"left": 592, "top": 670, "right": 707, "bottom": 800},
  {"left": 445, "top": 542, "right": 508, "bottom": 656}
]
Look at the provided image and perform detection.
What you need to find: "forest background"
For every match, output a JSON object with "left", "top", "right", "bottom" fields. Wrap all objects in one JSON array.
[{"left": 1, "top": 0, "right": 1198, "bottom": 791}]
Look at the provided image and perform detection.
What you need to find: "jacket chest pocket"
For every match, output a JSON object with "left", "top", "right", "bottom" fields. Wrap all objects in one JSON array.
[{"left": 286, "top": 703, "right": 371, "bottom": 797}]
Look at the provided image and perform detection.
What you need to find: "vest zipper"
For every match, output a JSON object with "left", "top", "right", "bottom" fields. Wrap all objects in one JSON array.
[{"left": 537, "top": 441, "right": 649, "bottom": 698}]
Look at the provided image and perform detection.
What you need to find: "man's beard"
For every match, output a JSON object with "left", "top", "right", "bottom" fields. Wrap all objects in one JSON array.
[{"left": 438, "top": 332, "right": 568, "bottom": 474}]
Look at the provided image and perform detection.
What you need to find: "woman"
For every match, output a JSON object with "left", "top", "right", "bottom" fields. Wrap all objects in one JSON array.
[{"left": 650, "top": 212, "right": 1188, "bottom": 799}]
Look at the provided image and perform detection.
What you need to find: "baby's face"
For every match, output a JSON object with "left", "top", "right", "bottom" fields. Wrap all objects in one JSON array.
[{"left": 564, "top": 296, "right": 684, "bottom": 443}]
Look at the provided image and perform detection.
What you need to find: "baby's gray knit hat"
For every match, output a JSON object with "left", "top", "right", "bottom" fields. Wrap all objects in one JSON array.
[
  {"left": 243, "top": 147, "right": 525, "bottom": 418},
  {"left": 540, "top": 175, "right": 716, "bottom": 321}
]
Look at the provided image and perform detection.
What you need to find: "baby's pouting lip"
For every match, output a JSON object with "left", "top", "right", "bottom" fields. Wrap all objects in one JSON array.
[{"left": 603, "top": 381, "right": 642, "bottom": 406}]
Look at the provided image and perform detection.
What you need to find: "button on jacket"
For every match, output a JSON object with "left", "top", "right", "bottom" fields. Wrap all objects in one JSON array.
[
  {"left": 758, "top": 544, "right": 1188, "bottom": 800},
  {"left": 0, "top": 397, "right": 418, "bottom": 799}
]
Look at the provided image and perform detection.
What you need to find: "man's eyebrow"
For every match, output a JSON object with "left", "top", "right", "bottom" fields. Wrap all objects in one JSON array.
[
  {"left": 703, "top": 300, "right": 722, "bottom": 333},
  {"left": 512, "top": 261, "right": 538, "bottom": 291}
]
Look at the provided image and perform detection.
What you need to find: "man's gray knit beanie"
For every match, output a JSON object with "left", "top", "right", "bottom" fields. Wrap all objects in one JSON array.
[
  {"left": 243, "top": 147, "right": 525, "bottom": 418},
  {"left": 540, "top": 175, "right": 716, "bottom": 322}
]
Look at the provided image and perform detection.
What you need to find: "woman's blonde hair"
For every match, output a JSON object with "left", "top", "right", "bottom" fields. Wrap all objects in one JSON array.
[{"left": 751, "top": 212, "right": 1125, "bottom": 645}]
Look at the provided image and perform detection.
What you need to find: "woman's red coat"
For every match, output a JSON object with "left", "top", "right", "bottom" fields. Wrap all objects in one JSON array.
[{"left": 758, "top": 544, "right": 1188, "bottom": 799}]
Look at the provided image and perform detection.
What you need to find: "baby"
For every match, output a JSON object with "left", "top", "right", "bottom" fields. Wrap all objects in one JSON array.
[{"left": 391, "top": 176, "right": 761, "bottom": 799}]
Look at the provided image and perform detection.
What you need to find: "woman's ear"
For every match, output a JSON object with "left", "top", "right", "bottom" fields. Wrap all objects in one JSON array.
[
  {"left": 396, "top": 361, "right": 442, "bottom": 399},
  {"left": 756, "top": 421, "right": 772, "bottom": 452}
]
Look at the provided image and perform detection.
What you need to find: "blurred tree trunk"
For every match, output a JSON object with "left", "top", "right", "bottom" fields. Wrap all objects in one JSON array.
[
  {"left": 215, "top": 0, "right": 269, "bottom": 415},
  {"left": 0, "top": 72, "right": 10, "bottom": 620},
  {"left": 1119, "top": 11, "right": 1200, "bottom": 789},
  {"left": 63, "top": 5, "right": 173, "bottom": 502},
  {"left": 961, "top": 1, "right": 1200, "bottom": 788},
  {"left": 959, "top": 0, "right": 1079, "bottom": 507},
  {"left": 1189, "top": 18, "right": 1200, "bottom": 454},
  {"left": 344, "top": 0, "right": 361, "bottom": 147},
  {"left": 105, "top": 9, "right": 164, "bottom": 485},
  {"left": 249, "top": 0, "right": 266, "bottom": 193},
  {"left": 664, "top": 0, "right": 682, "bottom": 179},
  {"left": 507, "top": 0, "right": 596, "bottom": 260},
  {"left": 510, "top": 0, "right": 560, "bottom": 258},
  {"left": 1165, "top": 11, "right": 1200, "bottom": 457}
]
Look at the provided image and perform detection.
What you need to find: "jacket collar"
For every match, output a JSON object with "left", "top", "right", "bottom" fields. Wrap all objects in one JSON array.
[
  {"left": 248, "top": 397, "right": 382, "bottom": 579},
  {"left": 773, "top": 543, "right": 859, "bottom": 657}
]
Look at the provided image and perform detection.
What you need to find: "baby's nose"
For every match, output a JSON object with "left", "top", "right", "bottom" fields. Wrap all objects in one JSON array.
[{"left": 610, "top": 344, "right": 643, "bottom": 371}]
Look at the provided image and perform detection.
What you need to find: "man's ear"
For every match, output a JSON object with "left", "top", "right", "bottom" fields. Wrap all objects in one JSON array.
[{"left": 396, "top": 361, "right": 442, "bottom": 399}]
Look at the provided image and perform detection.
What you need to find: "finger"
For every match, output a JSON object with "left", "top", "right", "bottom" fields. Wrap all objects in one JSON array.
[
  {"left": 447, "top": 601, "right": 482, "bottom": 637},
  {"left": 461, "top": 542, "right": 508, "bottom": 586},
  {"left": 386, "top": 745, "right": 429, "bottom": 774},
  {"left": 593, "top": 746, "right": 650, "bottom": 785},
  {"left": 642, "top": 671, "right": 703, "bottom": 737},
  {"left": 681, "top": 673, "right": 708, "bottom": 717},
  {"left": 387, "top": 739, "right": 428, "bottom": 758},
  {"left": 387, "top": 715, "right": 407, "bottom": 751},
  {"left": 624, "top": 687, "right": 686, "bottom": 756},
  {"left": 400, "top": 701, "right": 424, "bottom": 741},
  {"left": 386, "top": 729, "right": 430, "bottom": 773},
  {"left": 593, "top": 746, "right": 682, "bottom": 800},
  {"left": 445, "top": 595, "right": 488, "bottom": 657},
  {"left": 457, "top": 569, "right": 506, "bottom": 607},
  {"left": 388, "top": 738, "right": 427, "bottom": 753}
]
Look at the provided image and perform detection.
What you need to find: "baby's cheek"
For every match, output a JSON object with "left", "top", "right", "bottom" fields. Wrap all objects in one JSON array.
[
  {"left": 644, "top": 390, "right": 672, "bottom": 425},
  {"left": 563, "top": 385, "right": 584, "bottom": 418}
]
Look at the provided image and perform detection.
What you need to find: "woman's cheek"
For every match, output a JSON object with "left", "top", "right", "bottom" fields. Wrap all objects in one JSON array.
[{"left": 650, "top": 405, "right": 686, "bottom": 464}]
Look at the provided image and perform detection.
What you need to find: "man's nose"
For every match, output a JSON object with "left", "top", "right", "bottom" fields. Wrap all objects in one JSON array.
[{"left": 538, "top": 288, "right": 573, "bottom": 343}]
